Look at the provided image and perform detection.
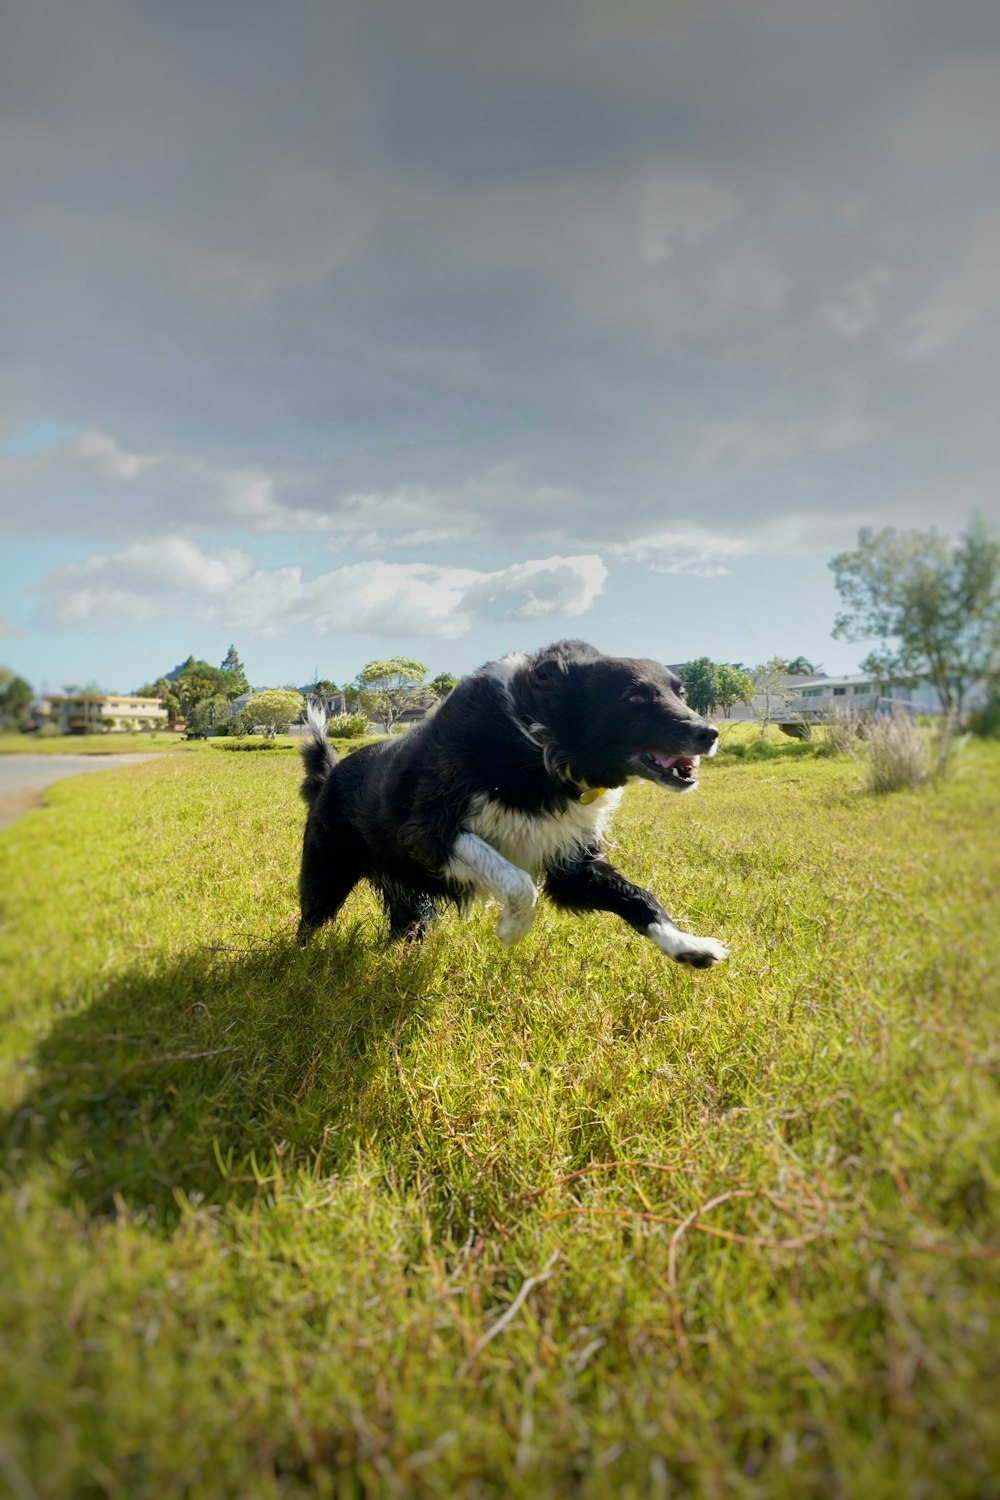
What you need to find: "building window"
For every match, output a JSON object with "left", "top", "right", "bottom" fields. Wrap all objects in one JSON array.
[
  {"left": 833, "top": 687, "right": 846, "bottom": 696},
  {"left": 853, "top": 684, "right": 871, "bottom": 695}
]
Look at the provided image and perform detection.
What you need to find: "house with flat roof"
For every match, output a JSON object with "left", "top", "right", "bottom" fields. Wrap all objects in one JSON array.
[
  {"left": 40, "top": 693, "right": 168, "bottom": 733},
  {"left": 789, "top": 674, "right": 969, "bottom": 720}
]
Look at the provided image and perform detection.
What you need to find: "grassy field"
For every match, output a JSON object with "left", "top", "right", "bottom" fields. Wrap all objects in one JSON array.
[
  {"left": 1, "top": 734, "right": 998, "bottom": 1497},
  {"left": 0, "top": 731, "right": 377, "bottom": 757},
  {"left": 0, "top": 732, "right": 189, "bottom": 755}
]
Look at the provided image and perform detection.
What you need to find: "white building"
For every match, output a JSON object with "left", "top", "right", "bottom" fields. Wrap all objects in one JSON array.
[
  {"left": 790, "top": 674, "right": 971, "bottom": 720},
  {"left": 39, "top": 692, "right": 168, "bottom": 733}
]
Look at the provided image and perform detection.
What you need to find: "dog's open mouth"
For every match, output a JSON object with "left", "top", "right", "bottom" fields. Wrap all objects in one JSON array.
[{"left": 635, "top": 749, "right": 701, "bottom": 790}]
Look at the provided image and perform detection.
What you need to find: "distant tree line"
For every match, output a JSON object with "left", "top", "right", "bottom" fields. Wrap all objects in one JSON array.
[
  {"left": 135, "top": 644, "right": 251, "bottom": 732},
  {"left": 129, "top": 648, "right": 460, "bottom": 737}
]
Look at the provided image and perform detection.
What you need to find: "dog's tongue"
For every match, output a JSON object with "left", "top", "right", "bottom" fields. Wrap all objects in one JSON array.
[{"left": 650, "top": 751, "right": 700, "bottom": 772}]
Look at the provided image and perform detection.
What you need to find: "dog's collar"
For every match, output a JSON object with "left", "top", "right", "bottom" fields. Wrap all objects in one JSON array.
[
  {"left": 578, "top": 785, "right": 607, "bottom": 804},
  {"left": 566, "top": 763, "right": 608, "bottom": 803},
  {"left": 516, "top": 719, "right": 607, "bottom": 802}
]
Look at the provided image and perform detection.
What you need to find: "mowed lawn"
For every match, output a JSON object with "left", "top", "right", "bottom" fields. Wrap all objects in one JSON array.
[
  {"left": 0, "top": 733, "right": 190, "bottom": 755},
  {"left": 1, "top": 736, "right": 998, "bottom": 1498}
]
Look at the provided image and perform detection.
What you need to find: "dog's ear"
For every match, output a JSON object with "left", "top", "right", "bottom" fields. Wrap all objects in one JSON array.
[{"left": 528, "top": 654, "right": 568, "bottom": 690}]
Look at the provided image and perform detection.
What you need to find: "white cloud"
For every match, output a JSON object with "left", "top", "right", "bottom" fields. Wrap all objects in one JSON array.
[
  {"left": 904, "top": 211, "right": 1000, "bottom": 360},
  {"left": 1, "top": 434, "right": 604, "bottom": 551},
  {"left": 0, "top": 428, "right": 334, "bottom": 539},
  {"left": 893, "top": 62, "right": 1000, "bottom": 168},
  {"left": 329, "top": 466, "right": 585, "bottom": 548},
  {"left": 456, "top": 555, "right": 607, "bottom": 620},
  {"left": 40, "top": 539, "right": 607, "bottom": 640},
  {"left": 689, "top": 413, "right": 874, "bottom": 482},
  {"left": 821, "top": 268, "right": 891, "bottom": 339},
  {"left": 609, "top": 508, "right": 887, "bottom": 574},
  {"left": 42, "top": 538, "right": 257, "bottom": 625},
  {"left": 182, "top": 160, "right": 373, "bottom": 307},
  {"left": 609, "top": 526, "right": 751, "bottom": 576},
  {"left": 638, "top": 174, "right": 739, "bottom": 264},
  {"left": 72, "top": 429, "right": 150, "bottom": 480}
]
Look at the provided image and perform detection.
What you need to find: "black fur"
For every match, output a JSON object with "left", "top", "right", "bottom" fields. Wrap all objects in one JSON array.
[{"left": 297, "top": 639, "right": 725, "bottom": 963}]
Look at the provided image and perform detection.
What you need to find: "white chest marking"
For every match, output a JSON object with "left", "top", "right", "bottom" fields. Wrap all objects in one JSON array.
[{"left": 465, "top": 788, "right": 624, "bottom": 876}]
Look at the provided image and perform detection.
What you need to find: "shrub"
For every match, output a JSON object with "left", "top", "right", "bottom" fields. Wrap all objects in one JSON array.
[
  {"left": 215, "top": 737, "right": 278, "bottom": 752},
  {"left": 856, "top": 709, "right": 962, "bottom": 794},
  {"left": 325, "top": 712, "right": 369, "bottom": 739},
  {"left": 819, "top": 703, "right": 866, "bottom": 757},
  {"left": 967, "top": 690, "right": 1000, "bottom": 739},
  {"left": 226, "top": 708, "right": 255, "bottom": 737}
]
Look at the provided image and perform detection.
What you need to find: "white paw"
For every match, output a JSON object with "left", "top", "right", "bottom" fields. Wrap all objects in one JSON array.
[
  {"left": 496, "top": 883, "right": 538, "bottom": 947},
  {"left": 647, "top": 921, "right": 728, "bottom": 969},
  {"left": 674, "top": 936, "right": 728, "bottom": 968}
]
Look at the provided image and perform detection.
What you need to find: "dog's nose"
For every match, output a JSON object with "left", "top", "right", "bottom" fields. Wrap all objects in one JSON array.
[{"left": 694, "top": 723, "right": 719, "bottom": 753}]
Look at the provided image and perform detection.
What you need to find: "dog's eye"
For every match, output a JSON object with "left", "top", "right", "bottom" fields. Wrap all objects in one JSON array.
[{"left": 625, "top": 690, "right": 648, "bottom": 706}]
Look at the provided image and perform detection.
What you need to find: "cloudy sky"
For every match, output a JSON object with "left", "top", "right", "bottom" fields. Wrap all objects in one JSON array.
[{"left": 2, "top": 0, "right": 999, "bottom": 693}]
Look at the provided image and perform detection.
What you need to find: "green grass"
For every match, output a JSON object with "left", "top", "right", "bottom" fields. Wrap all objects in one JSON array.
[
  {"left": 0, "top": 732, "right": 189, "bottom": 754},
  {"left": 1, "top": 743, "right": 998, "bottom": 1497}
]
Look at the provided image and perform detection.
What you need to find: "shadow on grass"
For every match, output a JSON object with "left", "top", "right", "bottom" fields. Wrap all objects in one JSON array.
[{"left": 4, "top": 922, "right": 447, "bottom": 1223}]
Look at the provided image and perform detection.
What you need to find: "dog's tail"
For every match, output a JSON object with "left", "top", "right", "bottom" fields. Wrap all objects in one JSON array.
[{"left": 300, "top": 702, "right": 336, "bottom": 807}]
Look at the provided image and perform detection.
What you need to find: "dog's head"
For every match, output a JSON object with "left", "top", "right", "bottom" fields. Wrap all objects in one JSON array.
[{"left": 512, "top": 640, "right": 718, "bottom": 793}]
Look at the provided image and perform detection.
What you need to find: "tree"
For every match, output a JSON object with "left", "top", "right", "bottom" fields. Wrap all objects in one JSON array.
[
  {"left": 750, "top": 658, "right": 793, "bottom": 735},
  {"left": 429, "top": 671, "right": 457, "bottom": 699},
  {"left": 354, "top": 657, "right": 427, "bottom": 731},
  {"left": 174, "top": 672, "right": 223, "bottom": 718},
  {"left": 219, "top": 644, "right": 249, "bottom": 695},
  {"left": 307, "top": 679, "right": 339, "bottom": 697},
  {"left": 137, "top": 663, "right": 233, "bottom": 720},
  {"left": 782, "top": 656, "right": 818, "bottom": 675},
  {"left": 173, "top": 658, "right": 246, "bottom": 716},
  {"left": 148, "top": 678, "right": 182, "bottom": 729},
  {"left": 241, "top": 689, "right": 305, "bottom": 739},
  {"left": 138, "top": 656, "right": 246, "bottom": 718},
  {"left": 0, "top": 668, "right": 34, "bottom": 730},
  {"left": 228, "top": 706, "right": 255, "bottom": 737},
  {"left": 714, "top": 664, "right": 755, "bottom": 718},
  {"left": 830, "top": 519, "right": 1000, "bottom": 716},
  {"left": 679, "top": 658, "right": 720, "bottom": 716},
  {"left": 187, "top": 692, "right": 231, "bottom": 735}
]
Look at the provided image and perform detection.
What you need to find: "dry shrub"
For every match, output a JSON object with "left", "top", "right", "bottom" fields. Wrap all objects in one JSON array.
[
  {"left": 857, "top": 707, "right": 962, "bottom": 794},
  {"left": 820, "top": 703, "right": 865, "bottom": 756}
]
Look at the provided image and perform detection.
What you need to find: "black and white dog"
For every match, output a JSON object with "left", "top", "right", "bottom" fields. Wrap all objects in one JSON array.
[{"left": 298, "top": 639, "right": 727, "bottom": 967}]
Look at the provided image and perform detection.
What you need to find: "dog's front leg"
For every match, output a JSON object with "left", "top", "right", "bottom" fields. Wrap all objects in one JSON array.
[
  {"left": 446, "top": 831, "right": 538, "bottom": 946},
  {"left": 546, "top": 854, "right": 727, "bottom": 968}
]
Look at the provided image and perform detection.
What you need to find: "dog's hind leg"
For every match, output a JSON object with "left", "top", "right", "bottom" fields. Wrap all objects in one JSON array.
[
  {"left": 376, "top": 881, "right": 439, "bottom": 943},
  {"left": 545, "top": 854, "right": 727, "bottom": 968}
]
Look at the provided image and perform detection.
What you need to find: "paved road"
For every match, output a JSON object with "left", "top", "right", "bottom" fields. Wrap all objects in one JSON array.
[{"left": 0, "top": 753, "right": 162, "bottom": 830}]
